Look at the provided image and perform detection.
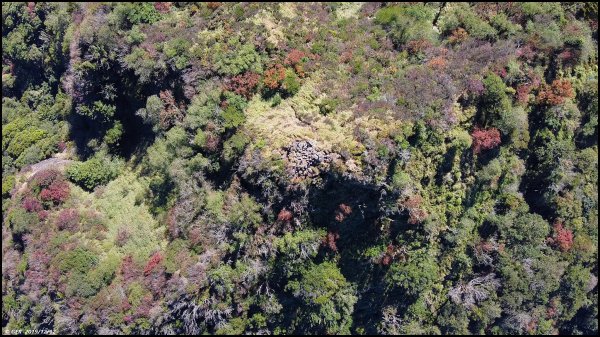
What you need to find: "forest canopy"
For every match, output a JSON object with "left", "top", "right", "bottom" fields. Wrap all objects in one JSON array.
[{"left": 2, "top": 2, "right": 598, "bottom": 335}]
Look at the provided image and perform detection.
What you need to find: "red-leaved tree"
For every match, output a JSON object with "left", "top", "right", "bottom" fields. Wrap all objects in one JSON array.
[
  {"left": 552, "top": 221, "right": 573, "bottom": 252},
  {"left": 144, "top": 251, "right": 163, "bottom": 275},
  {"left": 471, "top": 127, "right": 501, "bottom": 154},
  {"left": 39, "top": 180, "right": 70, "bottom": 204}
]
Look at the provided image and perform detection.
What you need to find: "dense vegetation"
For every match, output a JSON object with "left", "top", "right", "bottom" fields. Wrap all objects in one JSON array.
[{"left": 2, "top": 2, "right": 598, "bottom": 335}]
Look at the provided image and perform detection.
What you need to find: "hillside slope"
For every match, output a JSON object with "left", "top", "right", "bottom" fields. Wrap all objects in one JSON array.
[{"left": 2, "top": 2, "right": 598, "bottom": 335}]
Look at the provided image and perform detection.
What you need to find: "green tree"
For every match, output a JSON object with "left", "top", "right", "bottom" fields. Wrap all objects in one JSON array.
[
  {"left": 386, "top": 249, "right": 439, "bottom": 297},
  {"left": 286, "top": 261, "right": 357, "bottom": 334}
]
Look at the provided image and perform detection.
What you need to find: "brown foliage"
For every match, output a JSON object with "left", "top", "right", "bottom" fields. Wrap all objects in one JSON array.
[
  {"left": 448, "top": 28, "right": 469, "bottom": 44},
  {"left": 536, "top": 79, "right": 574, "bottom": 106},
  {"left": 206, "top": 2, "right": 221, "bottom": 10},
  {"left": 284, "top": 49, "right": 309, "bottom": 76},
  {"left": 408, "top": 208, "right": 428, "bottom": 225},
  {"left": 284, "top": 49, "right": 306, "bottom": 66},
  {"left": 115, "top": 229, "right": 131, "bottom": 247},
  {"left": 381, "top": 244, "right": 406, "bottom": 265},
  {"left": 427, "top": 56, "right": 447, "bottom": 70},
  {"left": 224, "top": 72, "right": 261, "bottom": 99},
  {"left": 159, "top": 90, "right": 184, "bottom": 129},
  {"left": 263, "top": 64, "right": 286, "bottom": 90},
  {"left": 382, "top": 255, "right": 392, "bottom": 266},
  {"left": 120, "top": 255, "right": 141, "bottom": 284},
  {"left": 516, "top": 84, "right": 532, "bottom": 105},
  {"left": 277, "top": 208, "right": 293, "bottom": 222},
  {"left": 398, "top": 195, "right": 428, "bottom": 224},
  {"left": 405, "top": 39, "right": 432, "bottom": 54},
  {"left": 153, "top": 2, "right": 171, "bottom": 13},
  {"left": 335, "top": 203, "right": 352, "bottom": 222},
  {"left": 324, "top": 231, "right": 340, "bottom": 252}
]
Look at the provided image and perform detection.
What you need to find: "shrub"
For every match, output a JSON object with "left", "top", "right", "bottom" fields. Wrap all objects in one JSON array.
[
  {"left": 2, "top": 175, "right": 16, "bottom": 197},
  {"left": 282, "top": 68, "right": 301, "bottom": 96},
  {"left": 386, "top": 249, "right": 439, "bottom": 296},
  {"left": 163, "top": 239, "right": 191, "bottom": 274},
  {"left": 22, "top": 196, "right": 42, "bottom": 212},
  {"left": 66, "top": 272, "right": 97, "bottom": 298},
  {"left": 496, "top": 212, "right": 550, "bottom": 245},
  {"left": 56, "top": 208, "right": 80, "bottom": 231},
  {"left": 214, "top": 40, "right": 263, "bottom": 76},
  {"left": 137, "top": 95, "right": 163, "bottom": 128},
  {"left": 123, "top": 47, "right": 166, "bottom": 84},
  {"left": 222, "top": 105, "right": 246, "bottom": 129},
  {"left": 286, "top": 262, "right": 357, "bottom": 334},
  {"left": 7, "top": 207, "right": 39, "bottom": 236},
  {"left": 5, "top": 127, "right": 46, "bottom": 158},
  {"left": 480, "top": 73, "right": 511, "bottom": 126},
  {"left": 227, "top": 193, "right": 262, "bottom": 229},
  {"left": 76, "top": 101, "right": 116, "bottom": 122},
  {"left": 104, "top": 121, "right": 123, "bottom": 146},
  {"left": 222, "top": 132, "right": 250, "bottom": 162},
  {"left": 375, "top": 5, "right": 437, "bottom": 49},
  {"left": 163, "top": 38, "right": 191, "bottom": 70},
  {"left": 56, "top": 247, "right": 99, "bottom": 275},
  {"left": 318, "top": 97, "right": 339, "bottom": 115},
  {"left": 440, "top": 3, "right": 498, "bottom": 41},
  {"left": 117, "top": 2, "right": 161, "bottom": 26},
  {"left": 66, "top": 156, "right": 120, "bottom": 191},
  {"left": 31, "top": 169, "right": 62, "bottom": 191},
  {"left": 271, "top": 93, "right": 282, "bottom": 107}
]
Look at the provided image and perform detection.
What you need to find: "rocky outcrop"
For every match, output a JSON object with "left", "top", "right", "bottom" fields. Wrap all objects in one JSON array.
[{"left": 285, "top": 140, "right": 331, "bottom": 180}]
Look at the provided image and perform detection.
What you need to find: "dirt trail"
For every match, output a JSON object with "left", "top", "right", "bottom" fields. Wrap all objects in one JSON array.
[
  {"left": 15, "top": 152, "right": 73, "bottom": 195},
  {"left": 24, "top": 157, "right": 73, "bottom": 179}
]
